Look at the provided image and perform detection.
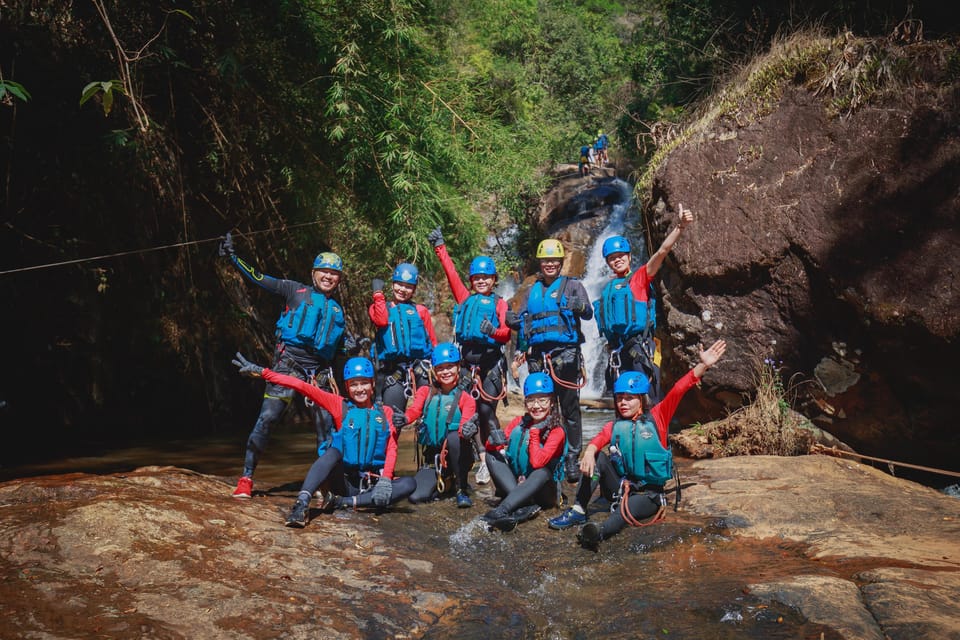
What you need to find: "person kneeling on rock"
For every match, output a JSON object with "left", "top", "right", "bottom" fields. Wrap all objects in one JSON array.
[
  {"left": 480, "top": 373, "right": 566, "bottom": 531},
  {"left": 403, "top": 342, "right": 480, "bottom": 508},
  {"left": 233, "top": 353, "right": 416, "bottom": 528},
  {"left": 548, "top": 339, "right": 726, "bottom": 548}
]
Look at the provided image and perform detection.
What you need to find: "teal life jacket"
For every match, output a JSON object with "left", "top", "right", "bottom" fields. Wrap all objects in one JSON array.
[
  {"left": 276, "top": 291, "right": 345, "bottom": 360},
  {"left": 418, "top": 389, "right": 462, "bottom": 448},
  {"left": 610, "top": 415, "right": 673, "bottom": 486},
  {"left": 593, "top": 272, "right": 656, "bottom": 344},
  {"left": 505, "top": 417, "right": 556, "bottom": 478},
  {"left": 332, "top": 401, "right": 390, "bottom": 471},
  {"left": 452, "top": 293, "right": 500, "bottom": 346},
  {"left": 522, "top": 277, "right": 580, "bottom": 346},
  {"left": 375, "top": 302, "right": 432, "bottom": 361}
]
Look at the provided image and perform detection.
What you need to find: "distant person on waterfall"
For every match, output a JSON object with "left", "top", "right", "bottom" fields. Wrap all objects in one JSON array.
[
  {"left": 368, "top": 262, "right": 437, "bottom": 418},
  {"left": 595, "top": 129, "right": 609, "bottom": 166},
  {"left": 403, "top": 342, "right": 480, "bottom": 508},
  {"left": 480, "top": 372, "right": 566, "bottom": 531},
  {"left": 232, "top": 353, "right": 416, "bottom": 528},
  {"left": 427, "top": 226, "right": 513, "bottom": 488},
  {"left": 548, "top": 339, "right": 726, "bottom": 548},
  {"left": 508, "top": 238, "right": 593, "bottom": 484},
  {"left": 219, "top": 233, "right": 348, "bottom": 499},
  {"left": 578, "top": 144, "right": 592, "bottom": 178},
  {"left": 593, "top": 204, "right": 695, "bottom": 403}
]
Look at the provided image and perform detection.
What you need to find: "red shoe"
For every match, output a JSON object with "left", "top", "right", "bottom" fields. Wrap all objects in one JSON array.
[{"left": 232, "top": 476, "right": 253, "bottom": 499}]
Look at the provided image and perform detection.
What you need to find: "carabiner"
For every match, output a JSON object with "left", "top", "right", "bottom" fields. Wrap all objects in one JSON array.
[{"left": 434, "top": 454, "right": 446, "bottom": 493}]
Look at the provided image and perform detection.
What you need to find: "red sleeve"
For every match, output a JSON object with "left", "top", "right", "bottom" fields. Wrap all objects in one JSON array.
[
  {"left": 588, "top": 420, "right": 615, "bottom": 452},
  {"left": 382, "top": 406, "right": 399, "bottom": 479},
  {"left": 629, "top": 265, "right": 652, "bottom": 301},
  {"left": 528, "top": 426, "right": 566, "bottom": 469},
  {"left": 491, "top": 297, "right": 512, "bottom": 344},
  {"left": 405, "top": 385, "right": 430, "bottom": 422},
  {"left": 262, "top": 369, "right": 345, "bottom": 427},
  {"left": 368, "top": 293, "right": 389, "bottom": 327},
  {"left": 650, "top": 369, "right": 700, "bottom": 446},
  {"left": 456, "top": 392, "right": 478, "bottom": 435},
  {"left": 434, "top": 244, "right": 470, "bottom": 303},
  {"left": 418, "top": 304, "right": 438, "bottom": 346}
]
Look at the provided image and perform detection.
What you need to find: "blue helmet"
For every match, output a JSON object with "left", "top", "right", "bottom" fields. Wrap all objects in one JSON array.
[
  {"left": 601, "top": 236, "right": 631, "bottom": 259},
  {"left": 431, "top": 342, "right": 460, "bottom": 367},
  {"left": 468, "top": 255, "right": 497, "bottom": 277},
  {"left": 343, "top": 357, "right": 375, "bottom": 381},
  {"left": 523, "top": 372, "right": 555, "bottom": 397},
  {"left": 392, "top": 262, "right": 419, "bottom": 285},
  {"left": 313, "top": 252, "right": 343, "bottom": 272},
  {"left": 613, "top": 371, "right": 650, "bottom": 395}
]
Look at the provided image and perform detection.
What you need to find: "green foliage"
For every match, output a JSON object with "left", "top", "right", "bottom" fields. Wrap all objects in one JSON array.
[
  {"left": 0, "top": 78, "right": 30, "bottom": 104},
  {"left": 79, "top": 80, "right": 125, "bottom": 116}
]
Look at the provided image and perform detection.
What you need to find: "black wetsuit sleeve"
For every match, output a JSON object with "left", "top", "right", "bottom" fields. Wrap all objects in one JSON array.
[{"left": 228, "top": 253, "right": 294, "bottom": 296}]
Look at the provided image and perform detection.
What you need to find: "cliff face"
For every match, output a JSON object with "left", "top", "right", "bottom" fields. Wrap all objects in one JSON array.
[{"left": 647, "top": 36, "right": 960, "bottom": 470}]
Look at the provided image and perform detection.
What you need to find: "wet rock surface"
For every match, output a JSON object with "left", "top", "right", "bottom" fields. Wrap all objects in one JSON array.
[{"left": 2, "top": 453, "right": 957, "bottom": 639}]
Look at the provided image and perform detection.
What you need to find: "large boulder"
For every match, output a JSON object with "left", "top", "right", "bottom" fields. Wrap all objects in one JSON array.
[{"left": 646, "top": 35, "right": 960, "bottom": 471}]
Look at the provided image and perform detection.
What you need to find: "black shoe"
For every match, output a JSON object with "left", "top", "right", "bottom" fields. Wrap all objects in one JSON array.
[
  {"left": 285, "top": 499, "right": 310, "bottom": 528},
  {"left": 578, "top": 522, "right": 603, "bottom": 548},
  {"left": 481, "top": 505, "right": 510, "bottom": 523},
  {"left": 565, "top": 454, "right": 582, "bottom": 484},
  {"left": 319, "top": 492, "right": 340, "bottom": 514}
]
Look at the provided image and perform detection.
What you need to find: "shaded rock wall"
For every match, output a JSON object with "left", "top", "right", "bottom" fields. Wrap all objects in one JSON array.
[{"left": 647, "top": 42, "right": 960, "bottom": 471}]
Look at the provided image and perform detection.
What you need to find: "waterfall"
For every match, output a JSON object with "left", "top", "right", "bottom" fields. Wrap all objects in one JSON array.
[{"left": 579, "top": 178, "right": 643, "bottom": 399}]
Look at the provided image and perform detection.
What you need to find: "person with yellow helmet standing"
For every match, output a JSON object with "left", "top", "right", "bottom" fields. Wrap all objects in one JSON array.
[
  {"left": 510, "top": 239, "right": 593, "bottom": 484},
  {"left": 219, "top": 233, "right": 348, "bottom": 499}
]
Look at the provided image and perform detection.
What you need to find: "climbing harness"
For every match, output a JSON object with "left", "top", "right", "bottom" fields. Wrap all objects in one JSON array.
[
  {"left": 543, "top": 350, "right": 587, "bottom": 391},
  {"left": 617, "top": 479, "right": 666, "bottom": 528},
  {"left": 471, "top": 364, "right": 507, "bottom": 402}
]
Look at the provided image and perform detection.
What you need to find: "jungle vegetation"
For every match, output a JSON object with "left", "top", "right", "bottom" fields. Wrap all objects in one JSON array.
[{"left": 1, "top": 0, "right": 955, "bottom": 458}]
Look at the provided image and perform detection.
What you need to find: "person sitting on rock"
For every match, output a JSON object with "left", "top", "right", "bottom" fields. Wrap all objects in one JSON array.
[
  {"left": 403, "top": 342, "right": 479, "bottom": 508},
  {"left": 548, "top": 339, "right": 726, "bottom": 548},
  {"left": 480, "top": 373, "right": 566, "bottom": 531},
  {"left": 232, "top": 353, "right": 416, "bottom": 528},
  {"left": 427, "top": 226, "right": 513, "bottom": 487},
  {"left": 594, "top": 204, "right": 694, "bottom": 403},
  {"left": 369, "top": 262, "right": 437, "bottom": 418}
]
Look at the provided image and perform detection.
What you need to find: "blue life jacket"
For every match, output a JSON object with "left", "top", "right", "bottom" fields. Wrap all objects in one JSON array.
[
  {"left": 579, "top": 146, "right": 590, "bottom": 159},
  {"left": 598, "top": 133, "right": 609, "bottom": 148},
  {"left": 610, "top": 415, "right": 673, "bottom": 486},
  {"left": 276, "top": 291, "right": 345, "bottom": 360},
  {"left": 376, "top": 302, "right": 432, "bottom": 361},
  {"left": 522, "top": 277, "right": 580, "bottom": 346},
  {"left": 452, "top": 293, "right": 500, "bottom": 346},
  {"left": 332, "top": 402, "right": 390, "bottom": 471},
  {"left": 418, "top": 389, "right": 462, "bottom": 448},
  {"left": 593, "top": 272, "right": 656, "bottom": 344}
]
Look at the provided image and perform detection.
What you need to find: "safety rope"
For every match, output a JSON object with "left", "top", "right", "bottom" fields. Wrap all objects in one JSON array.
[
  {"left": 811, "top": 444, "right": 960, "bottom": 479},
  {"left": 472, "top": 365, "right": 507, "bottom": 402},
  {"left": 544, "top": 352, "right": 587, "bottom": 390},
  {"left": 619, "top": 479, "right": 666, "bottom": 528},
  {"left": 0, "top": 221, "right": 322, "bottom": 276}
]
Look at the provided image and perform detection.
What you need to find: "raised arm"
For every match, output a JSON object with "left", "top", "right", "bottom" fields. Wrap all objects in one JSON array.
[{"left": 646, "top": 203, "right": 694, "bottom": 278}]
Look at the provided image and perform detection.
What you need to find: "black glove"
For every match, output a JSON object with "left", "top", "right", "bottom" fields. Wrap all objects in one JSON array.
[
  {"left": 479, "top": 318, "right": 495, "bottom": 336},
  {"left": 460, "top": 414, "right": 479, "bottom": 439},
  {"left": 563, "top": 292, "right": 588, "bottom": 315},
  {"left": 342, "top": 332, "right": 358, "bottom": 355},
  {"left": 427, "top": 227, "right": 444, "bottom": 247},
  {"left": 487, "top": 427, "right": 507, "bottom": 447},
  {"left": 392, "top": 411, "right": 407, "bottom": 429},
  {"left": 372, "top": 278, "right": 384, "bottom": 293},
  {"left": 231, "top": 352, "right": 263, "bottom": 378},
  {"left": 371, "top": 477, "right": 393, "bottom": 507},
  {"left": 218, "top": 231, "right": 235, "bottom": 257}
]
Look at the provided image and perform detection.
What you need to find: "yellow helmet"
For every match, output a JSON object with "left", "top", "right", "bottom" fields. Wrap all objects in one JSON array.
[{"left": 536, "top": 239, "right": 565, "bottom": 259}]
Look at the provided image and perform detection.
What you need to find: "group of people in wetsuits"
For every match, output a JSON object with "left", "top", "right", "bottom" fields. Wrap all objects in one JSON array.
[{"left": 221, "top": 203, "right": 727, "bottom": 547}]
